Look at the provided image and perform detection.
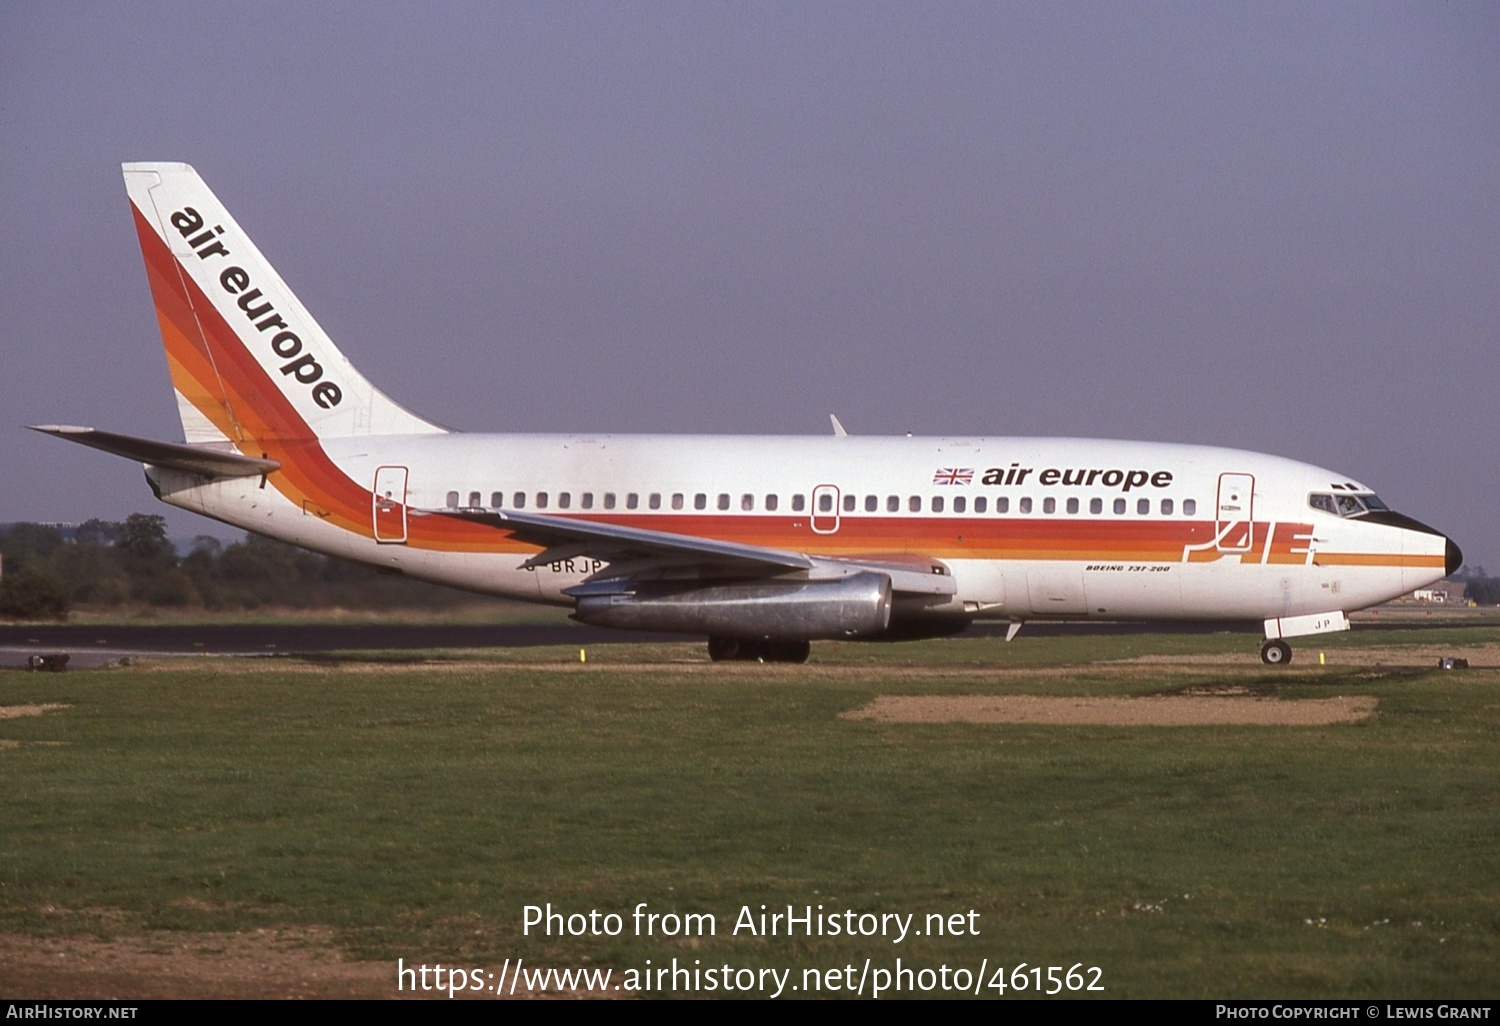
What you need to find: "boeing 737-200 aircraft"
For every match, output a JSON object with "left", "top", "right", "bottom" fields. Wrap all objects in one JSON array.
[{"left": 33, "top": 163, "right": 1461, "bottom": 664}]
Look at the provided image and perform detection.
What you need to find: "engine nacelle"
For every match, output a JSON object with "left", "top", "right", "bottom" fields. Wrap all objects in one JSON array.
[{"left": 571, "top": 572, "right": 893, "bottom": 640}]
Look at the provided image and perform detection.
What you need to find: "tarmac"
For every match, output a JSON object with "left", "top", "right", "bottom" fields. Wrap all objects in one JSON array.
[{"left": 0, "top": 619, "right": 1267, "bottom": 669}]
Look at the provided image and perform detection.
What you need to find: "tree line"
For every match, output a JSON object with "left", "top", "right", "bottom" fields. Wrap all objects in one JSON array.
[{"left": 0, "top": 514, "right": 482, "bottom": 618}]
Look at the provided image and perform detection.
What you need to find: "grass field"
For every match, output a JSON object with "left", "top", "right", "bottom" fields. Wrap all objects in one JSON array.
[{"left": 2, "top": 625, "right": 1498, "bottom": 999}]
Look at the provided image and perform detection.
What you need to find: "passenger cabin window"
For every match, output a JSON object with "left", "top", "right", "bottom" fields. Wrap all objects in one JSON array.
[
  {"left": 742, "top": 494, "right": 754, "bottom": 511},
  {"left": 909, "top": 496, "right": 921, "bottom": 512},
  {"left": 1067, "top": 498, "right": 1079, "bottom": 514},
  {"left": 718, "top": 494, "right": 730, "bottom": 511},
  {"left": 512, "top": 491, "right": 526, "bottom": 509},
  {"left": 1089, "top": 498, "right": 1102, "bottom": 515},
  {"left": 954, "top": 496, "right": 967, "bottom": 513},
  {"left": 491, "top": 491, "right": 504, "bottom": 508},
  {"left": 604, "top": 493, "right": 616, "bottom": 510},
  {"left": 581, "top": 492, "right": 593, "bottom": 509},
  {"left": 1043, "top": 497, "right": 1056, "bottom": 514},
  {"left": 887, "top": 495, "right": 899, "bottom": 512},
  {"left": 974, "top": 497, "right": 987, "bottom": 513},
  {"left": 1161, "top": 498, "right": 1173, "bottom": 515},
  {"left": 1114, "top": 498, "right": 1126, "bottom": 515},
  {"left": 792, "top": 494, "right": 806, "bottom": 512},
  {"left": 765, "top": 494, "right": 778, "bottom": 511},
  {"left": 842, "top": 494, "right": 856, "bottom": 513},
  {"left": 865, "top": 495, "right": 878, "bottom": 513},
  {"left": 1019, "top": 497, "right": 1032, "bottom": 514},
  {"left": 997, "top": 497, "right": 1009, "bottom": 513},
  {"left": 1137, "top": 498, "right": 1149, "bottom": 515},
  {"left": 649, "top": 493, "right": 662, "bottom": 510},
  {"left": 446, "top": 491, "right": 459, "bottom": 508},
  {"left": 626, "top": 493, "right": 639, "bottom": 510},
  {"left": 468, "top": 491, "right": 481, "bottom": 508},
  {"left": 536, "top": 492, "right": 549, "bottom": 509},
  {"left": 1183, "top": 499, "right": 1196, "bottom": 516},
  {"left": 932, "top": 496, "right": 945, "bottom": 513},
  {"left": 819, "top": 493, "right": 834, "bottom": 513},
  {"left": 673, "top": 494, "right": 686, "bottom": 510},
  {"left": 558, "top": 492, "right": 571, "bottom": 509},
  {"left": 692, "top": 493, "right": 704, "bottom": 510}
]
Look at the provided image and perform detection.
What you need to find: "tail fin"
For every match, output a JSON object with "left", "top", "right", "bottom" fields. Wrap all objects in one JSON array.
[{"left": 123, "top": 162, "right": 446, "bottom": 444}]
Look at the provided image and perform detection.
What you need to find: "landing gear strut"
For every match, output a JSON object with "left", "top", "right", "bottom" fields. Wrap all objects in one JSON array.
[
  {"left": 1260, "top": 639, "right": 1292, "bottom": 666},
  {"left": 707, "top": 637, "right": 811, "bottom": 664}
]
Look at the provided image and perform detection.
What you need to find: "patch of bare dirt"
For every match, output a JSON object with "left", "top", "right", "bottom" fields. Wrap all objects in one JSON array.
[
  {"left": 842, "top": 693, "right": 1378, "bottom": 726},
  {"left": 0, "top": 703, "right": 69, "bottom": 720},
  {"left": 0, "top": 929, "right": 598, "bottom": 999}
]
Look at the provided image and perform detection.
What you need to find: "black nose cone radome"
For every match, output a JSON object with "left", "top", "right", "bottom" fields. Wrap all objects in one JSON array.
[{"left": 1447, "top": 537, "right": 1464, "bottom": 577}]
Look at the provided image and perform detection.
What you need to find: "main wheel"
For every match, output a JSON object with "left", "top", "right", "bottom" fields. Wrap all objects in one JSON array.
[
  {"left": 1260, "top": 639, "right": 1292, "bottom": 666},
  {"left": 766, "top": 640, "right": 811, "bottom": 664},
  {"left": 707, "top": 636, "right": 741, "bottom": 662}
]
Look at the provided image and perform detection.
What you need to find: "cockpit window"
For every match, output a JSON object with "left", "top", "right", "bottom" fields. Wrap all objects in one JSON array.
[{"left": 1309, "top": 492, "right": 1389, "bottom": 518}]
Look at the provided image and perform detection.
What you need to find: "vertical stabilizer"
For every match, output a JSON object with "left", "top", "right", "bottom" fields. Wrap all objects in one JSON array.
[{"left": 123, "top": 162, "right": 446, "bottom": 443}]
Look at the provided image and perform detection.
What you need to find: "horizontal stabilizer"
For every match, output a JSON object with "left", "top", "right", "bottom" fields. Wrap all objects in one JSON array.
[{"left": 28, "top": 425, "right": 279, "bottom": 478}]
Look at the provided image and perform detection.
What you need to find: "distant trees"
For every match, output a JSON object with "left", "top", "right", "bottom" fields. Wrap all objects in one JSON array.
[
  {"left": 0, "top": 516, "right": 479, "bottom": 619},
  {"left": 0, "top": 523, "right": 70, "bottom": 618},
  {"left": 1464, "top": 573, "right": 1500, "bottom": 607},
  {"left": 0, "top": 565, "right": 70, "bottom": 619}
]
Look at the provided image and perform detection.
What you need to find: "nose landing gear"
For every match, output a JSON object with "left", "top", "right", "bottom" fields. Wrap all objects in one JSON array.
[{"left": 1260, "top": 639, "right": 1292, "bottom": 666}]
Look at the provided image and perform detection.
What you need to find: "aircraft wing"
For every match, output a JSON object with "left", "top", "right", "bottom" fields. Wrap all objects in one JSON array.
[{"left": 423, "top": 508, "right": 955, "bottom": 596}]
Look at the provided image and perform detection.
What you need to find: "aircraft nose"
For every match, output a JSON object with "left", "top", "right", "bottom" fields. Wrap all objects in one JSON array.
[{"left": 1446, "top": 537, "right": 1464, "bottom": 577}]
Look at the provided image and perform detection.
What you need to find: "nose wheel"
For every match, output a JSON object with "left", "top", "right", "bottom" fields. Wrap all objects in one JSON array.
[{"left": 1260, "top": 639, "right": 1292, "bottom": 666}]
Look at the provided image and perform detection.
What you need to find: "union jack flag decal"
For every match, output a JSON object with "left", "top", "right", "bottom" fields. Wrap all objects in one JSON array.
[{"left": 932, "top": 467, "right": 974, "bottom": 485}]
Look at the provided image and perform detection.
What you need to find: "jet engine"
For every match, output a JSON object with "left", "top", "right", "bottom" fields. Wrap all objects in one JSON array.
[{"left": 570, "top": 571, "right": 892, "bottom": 640}]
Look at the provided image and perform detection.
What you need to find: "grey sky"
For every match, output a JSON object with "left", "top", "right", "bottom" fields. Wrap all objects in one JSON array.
[{"left": 2, "top": 2, "right": 1496, "bottom": 568}]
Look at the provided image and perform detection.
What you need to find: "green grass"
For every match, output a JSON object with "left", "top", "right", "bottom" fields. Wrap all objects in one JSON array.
[{"left": 2, "top": 625, "right": 1498, "bottom": 998}]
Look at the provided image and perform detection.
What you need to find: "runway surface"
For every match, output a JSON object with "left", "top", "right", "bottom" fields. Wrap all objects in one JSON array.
[
  {"left": 1, "top": 619, "right": 1269, "bottom": 669},
  {"left": 0, "top": 622, "right": 694, "bottom": 668}
]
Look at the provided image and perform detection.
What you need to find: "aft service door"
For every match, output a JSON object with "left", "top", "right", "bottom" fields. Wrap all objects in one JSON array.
[
  {"left": 373, "top": 465, "right": 409, "bottom": 544},
  {"left": 810, "top": 484, "right": 841, "bottom": 534},
  {"left": 1215, "top": 473, "right": 1254, "bottom": 554}
]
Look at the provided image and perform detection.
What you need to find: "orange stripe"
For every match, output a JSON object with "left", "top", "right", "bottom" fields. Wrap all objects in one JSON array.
[{"left": 1314, "top": 553, "right": 1444, "bottom": 568}]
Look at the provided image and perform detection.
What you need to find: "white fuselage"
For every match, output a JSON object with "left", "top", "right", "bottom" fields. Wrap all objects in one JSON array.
[{"left": 147, "top": 432, "right": 1452, "bottom": 627}]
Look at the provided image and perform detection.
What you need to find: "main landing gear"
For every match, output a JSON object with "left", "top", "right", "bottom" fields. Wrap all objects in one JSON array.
[
  {"left": 1260, "top": 639, "right": 1293, "bottom": 666},
  {"left": 707, "top": 637, "right": 812, "bottom": 664}
]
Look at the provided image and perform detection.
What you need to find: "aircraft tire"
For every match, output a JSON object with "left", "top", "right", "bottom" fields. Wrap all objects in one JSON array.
[
  {"left": 707, "top": 637, "right": 741, "bottom": 662},
  {"left": 707, "top": 638, "right": 810, "bottom": 663},
  {"left": 767, "top": 640, "right": 811, "bottom": 664},
  {"left": 1260, "top": 639, "right": 1293, "bottom": 666}
]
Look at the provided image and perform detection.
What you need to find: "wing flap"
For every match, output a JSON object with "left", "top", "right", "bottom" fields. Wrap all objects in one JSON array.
[
  {"left": 423, "top": 507, "right": 956, "bottom": 595},
  {"left": 423, "top": 508, "right": 815, "bottom": 575}
]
